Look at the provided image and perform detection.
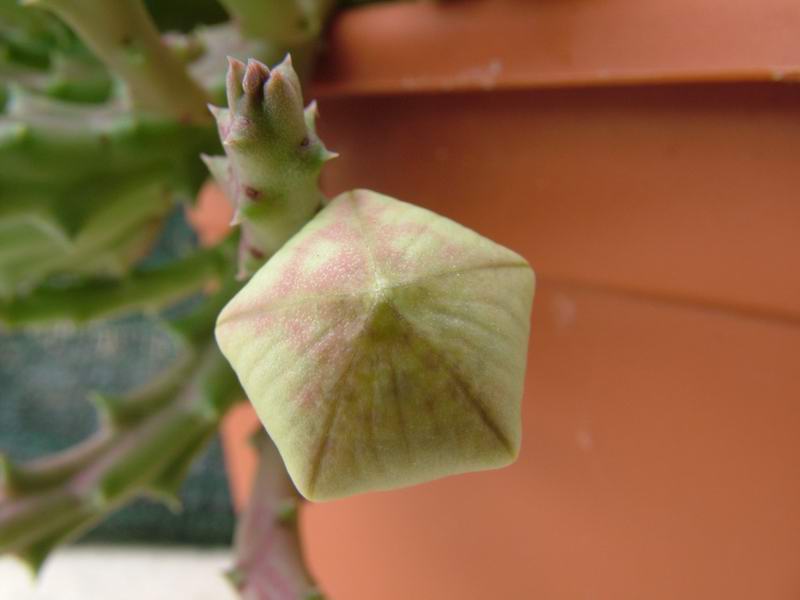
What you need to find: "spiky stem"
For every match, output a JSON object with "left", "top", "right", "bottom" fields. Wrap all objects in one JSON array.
[
  {"left": 0, "top": 278, "right": 242, "bottom": 573},
  {"left": 26, "top": 0, "right": 209, "bottom": 122},
  {"left": 204, "top": 55, "right": 338, "bottom": 597},
  {"left": 203, "top": 54, "right": 335, "bottom": 277},
  {"left": 227, "top": 432, "right": 323, "bottom": 600},
  {"left": 0, "top": 238, "right": 234, "bottom": 327}
]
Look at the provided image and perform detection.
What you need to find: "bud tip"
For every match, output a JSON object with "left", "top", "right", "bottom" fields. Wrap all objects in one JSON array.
[{"left": 243, "top": 59, "right": 270, "bottom": 97}]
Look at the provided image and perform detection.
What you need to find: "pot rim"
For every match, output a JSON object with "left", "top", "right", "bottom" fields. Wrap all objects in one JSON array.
[{"left": 311, "top": 0, "right": 800, "bottom": 98}]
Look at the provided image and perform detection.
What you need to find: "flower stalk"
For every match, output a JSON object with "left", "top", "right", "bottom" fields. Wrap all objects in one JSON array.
[
  {"left": 227, "top": 432, "right": 324, "bottom": 600},
  {"left": 203, "top": 55, "right": 335, "bottom": 277}
]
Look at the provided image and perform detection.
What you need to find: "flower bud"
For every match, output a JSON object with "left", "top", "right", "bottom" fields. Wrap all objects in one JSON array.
[{"left": 216, "top": 189, "right": 535, "bottom": 501}]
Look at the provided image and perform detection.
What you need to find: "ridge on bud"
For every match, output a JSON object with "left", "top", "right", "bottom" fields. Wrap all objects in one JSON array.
[
  {"left": 215, "top": 189, "right": 535, "bottom": 501},
  {"left": 241, "top": 59, "right": 270, "bottom": 98},
  {"left": 203, "top": 54, "right": 333, "bottom": 278}
]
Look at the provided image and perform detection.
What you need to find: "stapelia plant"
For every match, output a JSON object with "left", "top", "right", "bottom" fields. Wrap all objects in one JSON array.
[{"left": 0, "top": 0, "right": 535, "bottom": 597}]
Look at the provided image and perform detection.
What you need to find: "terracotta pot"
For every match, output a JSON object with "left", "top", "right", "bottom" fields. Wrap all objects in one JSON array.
[{"left": 220, "top": 2, "right": 800, "bottom": 599}]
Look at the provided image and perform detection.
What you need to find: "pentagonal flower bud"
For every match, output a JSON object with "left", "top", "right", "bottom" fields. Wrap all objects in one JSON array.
[{"left": 216, "top": 190, "right": 535, "bottom": 501}]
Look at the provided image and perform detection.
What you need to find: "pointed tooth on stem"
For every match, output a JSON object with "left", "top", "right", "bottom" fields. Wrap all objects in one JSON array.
[
  {"left": 14, "top": 548, "right": 48, "bottom": 578},
  {"left": 224, "top": 567, "right": 246, "bottom": 591},
  {"left": 265, "top": 70, "right": 305, "bottom": 138},
  {"left": 201, "top": 154, "right": 237, "bottom": 206},
  {"left": 273, "top": 53, "right": 302, "bottom": 98},
  {"left": 226, "top": 57, "right": 246, "bottom": 107},
  {"left": 201, "top": 154, "right": 229, "bottom": 184},
  {"left": 208, "top": 104, "right": 231, "bottom": 139},
  {"left": 207, "top": 104, "right": 223, "bottom": 119},
  {"left": 304, "top": 100, "right": 319, "bottom": 133},
  {"left": 242, "top": 59, "right": 270, "bottom": 102}
]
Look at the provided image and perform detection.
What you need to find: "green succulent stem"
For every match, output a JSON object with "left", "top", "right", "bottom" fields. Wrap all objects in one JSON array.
[
  {"left": 0, "top": 87, "right": 221, "bottom": 296},
  {"left": 0, "top": 237, "right": 235, "bottom": 327},
  {"left": 227, "top": 432, "right": 324, "bottom": 600},
  {"left": 203, "top": 55, "right": 335, "bottom": 277},
  {"left": 205, "top": 54, "right": 338, "bottom": 598},
  {"left": 0, "top": 0, "right": 349, "bottom": 588},
  {"left": 0, "top": 278, "right": 243, "bottom": 573},
  {"left": 26, "top": 0, "right": 210, "bottom": 123}
]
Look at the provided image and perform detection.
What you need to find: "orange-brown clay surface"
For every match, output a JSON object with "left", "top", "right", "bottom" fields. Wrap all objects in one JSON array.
[
  {"left": 313, "top": 0, "right": 800, "bottom": 95},
  {"left": 221, "top": 2, "right": 800, "bottom": 598}
]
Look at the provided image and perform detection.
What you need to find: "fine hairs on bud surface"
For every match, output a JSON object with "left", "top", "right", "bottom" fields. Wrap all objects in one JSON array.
[
  {"left": 216, "top": 189, "right": 536, "bottom": 501},
  {"left": 203, "top": 54, "right": 336, "bottom": 278}
]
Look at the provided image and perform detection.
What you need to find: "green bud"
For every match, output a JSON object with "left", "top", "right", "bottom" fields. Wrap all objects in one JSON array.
[
  {"left": 203, "top": 54, "right": 333, "bottom": 278},
  {"left": 216, "top": 189, "right": 535, "bottom": 501}
]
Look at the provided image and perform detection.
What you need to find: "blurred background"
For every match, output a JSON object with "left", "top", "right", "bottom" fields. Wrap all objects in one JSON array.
[
  {"left": 0, "top": 211, "right": 235, "bottom": 547},
  {"left": 3, "top": 1, "right": 800, "bottom": 599}
]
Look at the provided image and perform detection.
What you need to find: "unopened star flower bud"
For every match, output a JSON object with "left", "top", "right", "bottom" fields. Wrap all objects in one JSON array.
[{"left": 216, "top": 189, "right": 535, "bottom": 501}]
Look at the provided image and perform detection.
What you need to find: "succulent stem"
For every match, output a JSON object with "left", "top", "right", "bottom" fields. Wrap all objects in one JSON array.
[
  {"left": 0, "top": 278, "right": 243, "bottom": 574},
  {"left": 217, "top": 0, "right": 337, "bottom": 47},
  {"left": 0, "top": 237, "right": 234, "bottom": 327},
  {"left": 227, "top": 431, "right": 324, "bottom": 600},
  {"left": 26, "top": 0, "right": 210, "bottom": 123},
  {"left": 203, "top": 54, "right": 335, "bottom": 277}
]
